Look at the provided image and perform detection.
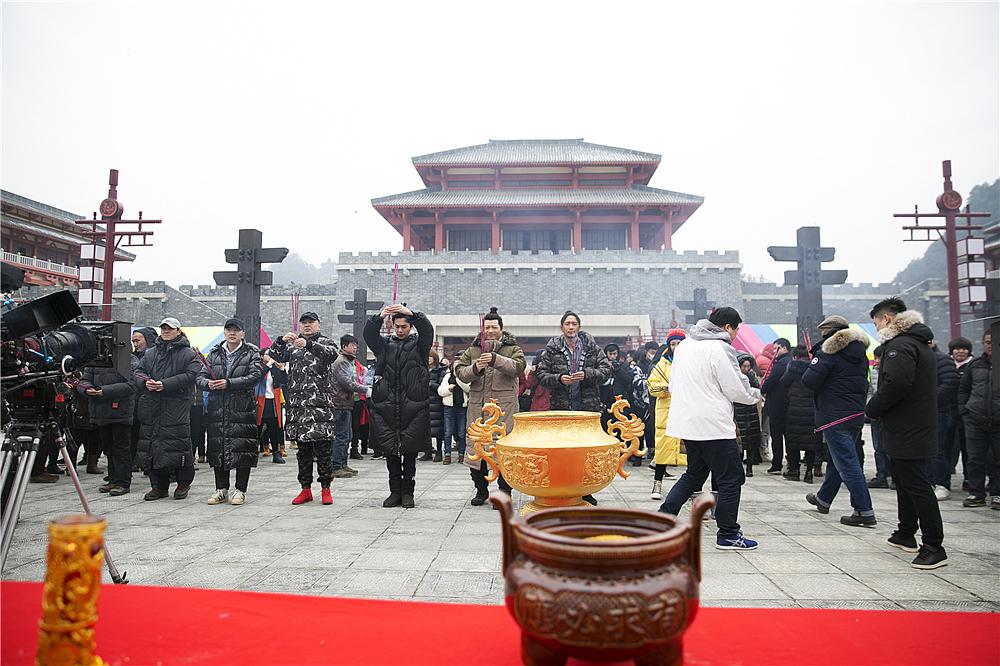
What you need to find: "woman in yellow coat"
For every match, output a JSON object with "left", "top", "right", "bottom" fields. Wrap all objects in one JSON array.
[{"left": 646, "top": 329, "right": 687, "bottom": 500}]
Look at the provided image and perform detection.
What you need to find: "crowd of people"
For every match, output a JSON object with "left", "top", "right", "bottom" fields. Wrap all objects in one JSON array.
[{"left": 32, "top": 296, "right": 997, "bottom": 572}]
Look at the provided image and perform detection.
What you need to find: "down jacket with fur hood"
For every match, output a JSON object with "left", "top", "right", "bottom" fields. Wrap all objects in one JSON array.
[
  {"left": 802, "top": 325, "right": 871, "bottom": 432},
  {"left": 866, "top": 311, "right": 938, "bottom": 459}
]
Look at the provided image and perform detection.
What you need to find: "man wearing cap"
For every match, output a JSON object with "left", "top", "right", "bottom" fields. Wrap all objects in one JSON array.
[
  {"left": 269, "top": 312, "right": 342, "bottom": 506},
  {"left": 196, "top": 318, "right": 263, "bottom": 506},
  {"left": 802, "top": 315, "right": 877, "bottom": 528},
  {"left": 133, "top": 318, "right": 202, "bottom": 500}
]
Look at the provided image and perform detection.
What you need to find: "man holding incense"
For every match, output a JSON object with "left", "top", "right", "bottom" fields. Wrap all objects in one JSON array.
[
  {"left": 269, "top": 312, "right": 342, "bottom": 506},
  {"left": 801, "top": 315, "right": 877, "bottom": 528},
  {"left": 455, "top": 307, "right": 525, "bottom": 505},
  {"left": 364, "top": 304, "right": 434, "bottom": 508}
]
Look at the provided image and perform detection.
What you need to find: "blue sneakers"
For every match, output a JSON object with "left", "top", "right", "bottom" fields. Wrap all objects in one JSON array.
[{"left": 715, "top": 534, "right": 759, "bottom": 551}]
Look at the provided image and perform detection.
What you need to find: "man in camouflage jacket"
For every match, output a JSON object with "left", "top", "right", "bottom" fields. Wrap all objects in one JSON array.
[{"left": 268, "top": 312, "right": 340, "bottom": 505}]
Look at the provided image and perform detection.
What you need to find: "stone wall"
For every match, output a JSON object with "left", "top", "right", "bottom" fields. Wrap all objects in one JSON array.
[
  {"left": 332, "top": 249, "right": 742, "bottom": 330},
  {"left": 10, "top": 251, "right": 968, "bottom": 348}
]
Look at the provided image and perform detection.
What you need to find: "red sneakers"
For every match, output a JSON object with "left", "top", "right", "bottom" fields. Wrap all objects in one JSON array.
[
  {"left": 291, "top": 488, "right": 313, "bottom": 505},
  {"left": 321, "top": 487, "right": 333, "bottom": 505}
]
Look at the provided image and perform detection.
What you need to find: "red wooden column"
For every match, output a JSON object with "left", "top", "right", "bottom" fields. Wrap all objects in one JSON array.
[
  {"left": 573, "top": 210, "right": 583, "bottom": 251},
  {"left": 401, "top": 213, "right": 411, "bottom": 251},
  {"left": 630, "top": 209, "right": 641, "bottom": 250},
  {"left": 662, "top": 209, "right": 674, "bottom": 250},
  {"left": 491, "top": 211, "right": 500, "bottom": 254},
  {"left": 434, "top": 211, "right": 444, "bottom": 253}
]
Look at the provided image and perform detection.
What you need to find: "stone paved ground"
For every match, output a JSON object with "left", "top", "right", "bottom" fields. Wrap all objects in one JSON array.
[{"left": 4, "top": 434, "right": 999, "bottom": 612}]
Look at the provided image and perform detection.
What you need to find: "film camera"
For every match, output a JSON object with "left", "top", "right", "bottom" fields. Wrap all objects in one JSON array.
[
  {"left": 1, "top": 289, "right": 132, "bottom": 580},
  {"left": 2, "top": 290, "right": 132, "bottom": 418}
]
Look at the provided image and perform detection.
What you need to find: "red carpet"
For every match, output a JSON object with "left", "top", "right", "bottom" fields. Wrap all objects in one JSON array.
[{"left": 2, "top": 581, "right": 997, "bottom": 665}]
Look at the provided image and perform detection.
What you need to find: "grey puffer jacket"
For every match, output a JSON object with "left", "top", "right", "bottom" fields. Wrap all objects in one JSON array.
[
  {"left": 331, "top": 350, "right": 369, "bottom": 411},
  {"left": 196, "top": 341, "right": 263, "bottom": 471},
  {"left": 268, "top": 333, "right": 339, "bottom": 441}
]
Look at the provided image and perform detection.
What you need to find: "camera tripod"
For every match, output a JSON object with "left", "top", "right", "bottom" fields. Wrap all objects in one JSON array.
[{"left": 1, "top": 419, "right": 128, "bottom": 583}]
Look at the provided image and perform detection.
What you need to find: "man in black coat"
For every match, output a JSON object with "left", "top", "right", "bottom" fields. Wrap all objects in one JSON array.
[
  {"left": 196, "top": 319, "right": 263, "bottom": 507},
  {"left": 760, "top": 338, "right": 792, "bottom": 474},
  {"left": 802, "top": 316, "right": 875, "bottom": 528},
  {"left": 133, "top": 318, "right": 202, "bottom": 500},
  {"left": 866, "top": 298, "right": 946, "bottom": 570},
  {"left": 79, "top": 364, "right": 137, "bottom": 496},
  {"left": 948, "top": 337, "right": 975, "bottom": 489},
  {"left": 928, "top": 339, "right": 960, "bottom": 500},
  {"left": 364, "top": 304, "right": 434, "bottom": 509},
  {"left": 957, "top": 330, "right": 1000, "bottom": 510}
]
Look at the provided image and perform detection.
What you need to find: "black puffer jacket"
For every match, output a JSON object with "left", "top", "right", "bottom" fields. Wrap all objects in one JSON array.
[
  {"left": 958, "top": 353, "right": 1000, "bottom": 432},
  {"left": 428, "top": 364, "right": 445, "bottom": 440},
  {"left": 802, "top": 326, "right": 871, "bottom": 432},
  {"left": 865, "top": 311, "right": 938, "bottom": 459},
  {"left": 133, "top": 333, "right": 201, "bottom": 470},
  {"left": 761, "top": 352, "right": 792, "bottom": 420},
  {"left": 733, "top": 356, "right": 762, "bottom": 447},
  {"left": 781, "top": 359, "right": 824, "bottom": 452},
  {"left": 78, "top": 366, "right": 136, "bottom": 425},
  {"left": 196, "top": 342, "right": 263, "bottom": 471},
  {"left": 536, "top": 332, "right": 612, "bottom": 412},
  {"left": 935, "top": 351, "right": 959, "bottom": 413},
  {"left": 363, "top": 312, "right": 434, "bottom": 456}
]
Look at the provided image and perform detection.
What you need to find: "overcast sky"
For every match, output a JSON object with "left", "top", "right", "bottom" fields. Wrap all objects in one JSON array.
[{"left": 3, "top": 1, "right": 997, "bottom": 287}]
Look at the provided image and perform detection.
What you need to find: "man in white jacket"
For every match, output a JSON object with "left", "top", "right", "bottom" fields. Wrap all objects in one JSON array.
[{"left": 660, "top": 307, "right": 762, "bottom": 550}]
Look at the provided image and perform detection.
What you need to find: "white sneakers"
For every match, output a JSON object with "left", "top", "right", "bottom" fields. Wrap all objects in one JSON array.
[
  {"left": 207, "top": 488, "right": 246, "bottom": 505},
  {"left": 207, "top": 489, "right": 228, "bottom": 505},
  {"left": 650, "top": 480, "right": 663, "bottom": 501},
  {"left": 934, "top": 486, "right": 951, "bottom": 501}
]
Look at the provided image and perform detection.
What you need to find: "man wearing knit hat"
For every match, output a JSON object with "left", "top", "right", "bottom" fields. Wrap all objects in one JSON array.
[{"left": 802, "top": 314, "right": 877, "bottom": 528}]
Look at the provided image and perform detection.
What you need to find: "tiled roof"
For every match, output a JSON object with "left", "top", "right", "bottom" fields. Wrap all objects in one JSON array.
[
  {"left": 411, "top": 139, "right": 660, "bottom": 166},
  {"left": 2, "top": 190, "right": 83, "bottom": 223},
  {"left": 372, "top": 185, "right": 703, "bottom": 209}
]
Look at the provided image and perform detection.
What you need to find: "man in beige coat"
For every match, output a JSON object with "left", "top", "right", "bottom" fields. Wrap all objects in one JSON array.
[{"left": 455, "top": 308, "right": 526, "bottom": 505}]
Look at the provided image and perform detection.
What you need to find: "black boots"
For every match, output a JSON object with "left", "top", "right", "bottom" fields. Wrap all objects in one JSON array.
[
  {"left": 401, "top": 479, "right": 415, "bottom": 509},
  {"left": 272, "top": 449, "right": 286, "bottom": 464},
  {"left": 745, "top": 463, "right": 754, "bottom": 478},
  {"left": 471, "top": 474, "right": 490, "bottom": 506},
  {"left": 384, "top": 479, "right": 415, "bottom": 508},
  {"left": 418, "top": 451, "right": 433, "bottom": 462},
  {"left": 782, "top": 468, "right": 801, "bottom": 481},
  {"left": 383, "top": 479, "right": 403, "bottom": 507},
  {"left": 803, "top": 467, "right": 814, "bottom": 484}
]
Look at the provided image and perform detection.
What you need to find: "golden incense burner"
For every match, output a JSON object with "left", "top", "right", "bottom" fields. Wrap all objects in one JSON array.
[
  {"left": 468, "top": 397, "right": 645, "bottom": 514},
  {"left": 37, "top": 514, "right": 107, "bottom": 666}
]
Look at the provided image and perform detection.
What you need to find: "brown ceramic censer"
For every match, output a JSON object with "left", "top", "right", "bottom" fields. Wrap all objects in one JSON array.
[{"left": 491, "top": 492, "right": 715, "bottom": 666}]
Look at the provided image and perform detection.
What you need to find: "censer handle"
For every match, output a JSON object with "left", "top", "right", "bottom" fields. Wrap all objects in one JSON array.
[
  {"left": 606, "top": 396, "right": 648, "bottom": 479},
  {"left": 467, "top": 400, "right": 507, "bottom": 483}
]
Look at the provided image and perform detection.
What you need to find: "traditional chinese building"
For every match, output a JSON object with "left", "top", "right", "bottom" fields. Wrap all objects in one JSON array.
[
  {"left": 372, "top": 139, "right": 703, "bottom": 254},
  {"left": 1, "top": 190, "right": 133, "bottom": 288}
]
